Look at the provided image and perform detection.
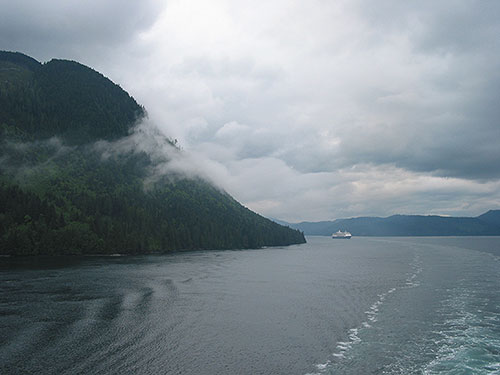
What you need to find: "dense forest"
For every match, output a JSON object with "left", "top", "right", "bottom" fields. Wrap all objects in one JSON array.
[{"left": 0, "top": 51, "right": 305, "bottom": 255}]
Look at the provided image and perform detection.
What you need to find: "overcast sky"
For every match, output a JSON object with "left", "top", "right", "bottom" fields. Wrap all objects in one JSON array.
[{"left": 2, "top": 0, "right": 500, "bottom": 221}]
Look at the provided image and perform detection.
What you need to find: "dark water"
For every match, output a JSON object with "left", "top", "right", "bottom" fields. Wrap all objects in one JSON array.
[{"left": 1, "top": 237, "right": 499, "bottom": 374}]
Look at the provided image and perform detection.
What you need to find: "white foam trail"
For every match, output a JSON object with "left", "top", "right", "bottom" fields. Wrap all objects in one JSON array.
[
  {"left": 307, "top": 254, "right": 419, "bottom": 374},
  {"left": 315, "top": 361, "right": 330, "bottom": 370},
  {"left": 405, "top": 254, "right": 423, "bottom": 288}
]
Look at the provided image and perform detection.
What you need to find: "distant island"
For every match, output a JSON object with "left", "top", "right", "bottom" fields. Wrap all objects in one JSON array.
[
  {"left": 278, "top": 210, "right": 500, "bottom": 236},
  {"left": 0, "top": 51, "right": 305, "bottom": 255}
]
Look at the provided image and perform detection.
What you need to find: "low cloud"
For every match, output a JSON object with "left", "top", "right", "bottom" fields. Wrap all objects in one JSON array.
[
  {"left": 1, "top": 121, "right": 221, "bottom": 193},
  {"left": 0, "top": 137, "right": 75, "bottom": 182},
  {"left": 93, "top": 120, "right": 224, "bottom": 189}
]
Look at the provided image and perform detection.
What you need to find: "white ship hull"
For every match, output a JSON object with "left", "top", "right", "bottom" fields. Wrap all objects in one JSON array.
[{"left": 332, "top": 230, "right": 352, "bottom": 239}]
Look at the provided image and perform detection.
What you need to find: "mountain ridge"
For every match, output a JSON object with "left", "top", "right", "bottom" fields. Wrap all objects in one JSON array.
[{"left": 0, "top": 50, "right": 144, "bottom": 144}]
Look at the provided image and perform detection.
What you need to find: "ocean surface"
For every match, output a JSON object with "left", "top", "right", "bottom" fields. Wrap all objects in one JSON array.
[{"left": 1, "top": 236, "right": 499, "bottom": 374}]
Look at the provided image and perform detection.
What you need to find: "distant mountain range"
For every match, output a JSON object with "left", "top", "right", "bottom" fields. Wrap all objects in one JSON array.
[{"left": 277, "top": 210, "right": 500, "bottom": 236}]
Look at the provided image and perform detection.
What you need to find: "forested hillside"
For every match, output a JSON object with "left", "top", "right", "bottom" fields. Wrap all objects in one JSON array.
[{"left": 0, "top": 51, "right": 305, "bottom": 255}]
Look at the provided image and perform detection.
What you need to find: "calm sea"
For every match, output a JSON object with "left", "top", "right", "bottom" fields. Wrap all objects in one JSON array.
[{"left": 1, "top": 236, "right": 499, "bottom": 374}]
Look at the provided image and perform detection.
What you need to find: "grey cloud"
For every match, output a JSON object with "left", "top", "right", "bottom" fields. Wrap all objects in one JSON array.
[
  {"left": 335, "top": 68, "right": 500, "bottom": 181},
  {"left": 413, "top": 2, "right": 500, "bottom": 54},
  {"left": 2, "top": 0, "right": 500, "bottom": 220},
  {"left": 0, "top": 0, "right": 163, "bottom": 61},
  {"left": 174, "top": 56, "right": 287, "bottom": 132},
  {"left": 275, "top": 0, "right": 500, "bottom": 182},
  {"left": 172, "top": 56, "right": 284, "bottom": 84},
  {"left": 355, "top": 0, "right": 500, "bottom": 52}
]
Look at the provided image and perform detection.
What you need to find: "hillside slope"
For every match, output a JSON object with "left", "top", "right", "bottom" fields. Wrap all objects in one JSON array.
[
  {"left": 0, "top": 51, "right": 305, "bottom": 255},
  {"left": 478, "top": 210, "right": 500, "bottom": 228}
]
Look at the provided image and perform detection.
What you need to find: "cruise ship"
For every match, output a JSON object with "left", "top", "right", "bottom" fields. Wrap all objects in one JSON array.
[{"left": 332, "top": 230, "right": 352, "bottom": 239}]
